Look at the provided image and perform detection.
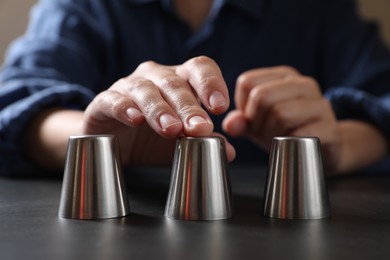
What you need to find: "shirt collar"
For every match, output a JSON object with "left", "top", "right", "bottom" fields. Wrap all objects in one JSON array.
[{"left": 125, "top": 0, "right": 264, "bottom": 20}]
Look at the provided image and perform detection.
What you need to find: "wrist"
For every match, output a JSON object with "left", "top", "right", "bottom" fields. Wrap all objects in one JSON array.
[{"left": 336, "top": 120, "right": 388, "bottom": 174}]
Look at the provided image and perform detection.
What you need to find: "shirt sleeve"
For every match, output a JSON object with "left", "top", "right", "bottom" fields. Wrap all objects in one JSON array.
[{"left": 0, "top": 0, "right": 115, "bottom": 176}]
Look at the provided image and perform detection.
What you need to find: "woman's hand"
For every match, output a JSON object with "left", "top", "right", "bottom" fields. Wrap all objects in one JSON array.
[
  {"left": 222, "top": 66, "right": 342, "bottom": 173},
  {"left": 83, "top": 56, "right": 236, "bottom": 165}
]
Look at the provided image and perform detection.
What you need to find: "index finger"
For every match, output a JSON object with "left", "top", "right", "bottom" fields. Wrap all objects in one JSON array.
[{"left": 175, "top": 56, "right": 230, "bottom": 115}]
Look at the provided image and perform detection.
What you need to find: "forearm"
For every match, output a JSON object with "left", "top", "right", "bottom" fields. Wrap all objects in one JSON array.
[
  {"left": 24, "top": 108, "right": 84, "bottom": 171},
  {"left": 337, "top": 120, "right": 389, "bottom": 175}
]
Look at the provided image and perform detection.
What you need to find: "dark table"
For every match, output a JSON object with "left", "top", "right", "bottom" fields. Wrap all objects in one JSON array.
[{"left": 1, "top": 164, "right": 390, "bottom": 260}]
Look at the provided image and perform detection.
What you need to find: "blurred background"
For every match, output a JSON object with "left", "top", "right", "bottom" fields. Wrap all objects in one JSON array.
[{"left": 1, "top": 0, "right": 390, "bottom": 63}]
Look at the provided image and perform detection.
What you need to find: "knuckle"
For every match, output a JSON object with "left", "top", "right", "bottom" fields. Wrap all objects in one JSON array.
[
  {"left": 277, "top": 65, "right": 298, "bottom": 75},
  {"left": 159, "top": 76, "right": 185, "bottom": 91},
  {"left": 236, "top": 73, "right": 251, "bottom": 91},
  {"left": 110, "top": 77, "right": 129, "bottom": 91},
  {"left": 110, "top": 98, "right": 127, "bottom": 115},
  {"left": 177, "top": 104, "right": 205, "bottom": 118},
  {"left": 125, "top": 78, "right": 154, "bottom": 93},
  {"left": 249, "top": 87, "right": 271, "bottom": 108},
  {"left": 94, "top": 91, "right": 126, "bottom": 115},
  {"left": 300, "top": 76, "right": 316, "bottom": 85},
  {"left": 116, "top": 77, "right": 132, "bottom": 87},
  {"left": 94, "top": 91, "right": 113, "bottom": 106},
  {"left": 143, "top": 101, "right": 165, "bottom": 118},
  {"left": 92, "top": 92, "right": 106, "bottom": 108},
  {"left": 188, "top": 55, "right": 213, "bottom": 66},
  {"left": 136, "top": 60, "right": 158, "bottom": 72},
  {"left": 198, "top": 74, "right": 220, "bottom": 90},
  {"left": 300, "top": 76, "right": 321, "bottom": 92}
]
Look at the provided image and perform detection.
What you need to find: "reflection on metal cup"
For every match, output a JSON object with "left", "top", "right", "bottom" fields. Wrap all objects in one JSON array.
[
  {"left": 263, "top": 137, "right": 330, "bottom": 219},
  {"left": 58, "top": 135, "right": 130, "bottom": 219},
  {"left": 165, "top": 137, "right": 234, "bottom": 220}
]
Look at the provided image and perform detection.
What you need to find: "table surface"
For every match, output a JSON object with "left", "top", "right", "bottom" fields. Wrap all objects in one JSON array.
[{"left": 1, "top": 164, "right": 390, "bottom": 260}]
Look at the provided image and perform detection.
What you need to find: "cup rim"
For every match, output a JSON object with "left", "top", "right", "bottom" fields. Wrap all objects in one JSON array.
[
  {"left": 178, "top": 136, "right": 222, "bottom": 141},
  {"left": 69, "top": 134, "right": 116, "bottom": 140},
  {"left": 273, "top": 136, "right": 320, "bottom": 141}
]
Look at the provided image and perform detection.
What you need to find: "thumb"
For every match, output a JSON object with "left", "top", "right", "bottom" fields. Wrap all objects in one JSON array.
[{"left": 222, "top": 110, "right": 248, "bottom": 137}]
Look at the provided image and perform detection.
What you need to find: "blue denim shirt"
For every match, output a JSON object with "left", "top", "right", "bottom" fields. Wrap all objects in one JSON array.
[{"left": 1, "top": 0, "right": 390, "bottom": 176}]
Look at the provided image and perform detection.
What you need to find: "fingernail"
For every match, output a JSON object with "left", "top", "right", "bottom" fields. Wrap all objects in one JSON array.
[
  {"left": 159, "top": 114, "right": 181, "bottom": 130},
  {"left": 188, "top": 115, "right": 209, "bottom": 127},
  {"left": 209, "top": 91, "right": 226, "bottom": 109},
  {"left": 126, "top": 107, "right": 142, "bottom": 121}
]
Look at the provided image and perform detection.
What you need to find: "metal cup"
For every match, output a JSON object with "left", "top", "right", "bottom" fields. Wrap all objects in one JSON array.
[
  {"left": 58, "top": 135, "right": 130, "bottom": 219},
  {"left": 165, "top": 137, "right": 234, "bottom": 220},
  {"left": 263, "top": 137, "right": 330, "bottom": 219}
]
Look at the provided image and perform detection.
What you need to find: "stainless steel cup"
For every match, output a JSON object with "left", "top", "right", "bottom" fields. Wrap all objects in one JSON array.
[
  {"left": 165, "top": 137, "right": 234, "bottom": 220},
  {"left": 58, "top": 135, "right": 130, "bottom": 219},
  {"left": 263, "top": 137, "right": 330, "bottom": 219}
]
